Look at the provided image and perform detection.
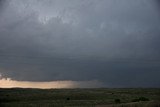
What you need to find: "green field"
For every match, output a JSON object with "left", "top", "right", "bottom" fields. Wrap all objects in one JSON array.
[{"left": 0, "top": 88, "right": 160, "bottom": 107}]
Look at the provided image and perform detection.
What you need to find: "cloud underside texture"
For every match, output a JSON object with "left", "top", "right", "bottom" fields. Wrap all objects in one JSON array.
[{"left": 0, "top": 0, "right": 160, "bottom": 87}]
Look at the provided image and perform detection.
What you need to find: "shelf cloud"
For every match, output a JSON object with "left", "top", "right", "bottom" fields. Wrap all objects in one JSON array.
[{"left": 0, "top": 0, "right": 160, "bottom": 88}]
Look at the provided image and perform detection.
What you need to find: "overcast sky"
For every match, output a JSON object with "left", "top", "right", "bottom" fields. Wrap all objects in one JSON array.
[{"left": 0, "top": 0, "right": 160, "bottom": 88}]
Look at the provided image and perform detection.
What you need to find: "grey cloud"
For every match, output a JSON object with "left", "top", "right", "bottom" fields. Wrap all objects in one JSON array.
[{"left": 0, "top": 0, "right": 160, "bottom": 87}]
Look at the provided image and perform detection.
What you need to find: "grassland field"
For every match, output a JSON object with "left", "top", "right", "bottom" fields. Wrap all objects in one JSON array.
[{"left": 0, "top": 88, "right": 160, "bottom": 107}]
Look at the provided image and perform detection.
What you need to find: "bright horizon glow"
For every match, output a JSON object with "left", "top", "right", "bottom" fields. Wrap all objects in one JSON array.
[{"left": 0, "top": 77, "right": 103, "bottom": 89}]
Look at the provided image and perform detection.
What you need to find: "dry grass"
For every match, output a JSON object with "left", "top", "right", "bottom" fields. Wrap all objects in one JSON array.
[
  {"left": 0, "top": 88, "right": 160, "bottom": 107},
  {"left": 96, "top": 101, "right": 160, "bottom": 107}
]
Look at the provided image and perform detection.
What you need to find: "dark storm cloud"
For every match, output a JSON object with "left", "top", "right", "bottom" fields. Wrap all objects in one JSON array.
[
  {"left": 0, "top": 0, "right": 7, "bottom": 12},
  {"left": 0, "top": 0, "right": 5, "bottom": 6},
  {"left": 0, "top": 0, "right": 160, "bottom": 87}
]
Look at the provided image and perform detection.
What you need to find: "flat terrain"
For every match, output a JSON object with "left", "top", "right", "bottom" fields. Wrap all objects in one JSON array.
[{"left": 0, "top": 88, "right": 160, "bottom": 107}]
